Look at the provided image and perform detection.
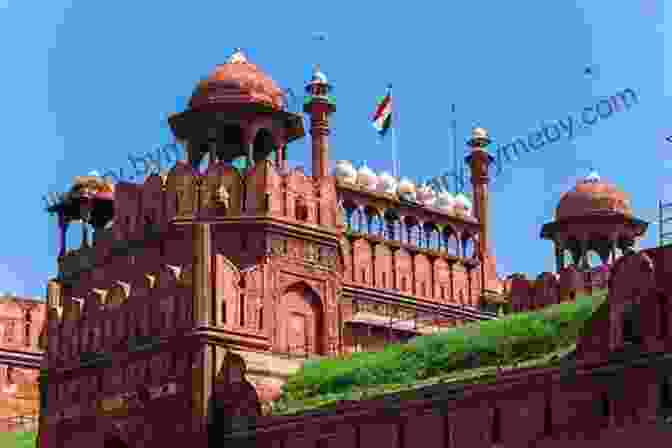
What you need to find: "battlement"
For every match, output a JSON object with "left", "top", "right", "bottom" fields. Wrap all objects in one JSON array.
[
  {"left": 47, "top": 259, "right": 270, "bottom": 369},
  {"left": 111, "top": 159, "right": 339, "bottom": 239},
  {"left": 506, "top": 265, "right": 610, "bottom": 312}
]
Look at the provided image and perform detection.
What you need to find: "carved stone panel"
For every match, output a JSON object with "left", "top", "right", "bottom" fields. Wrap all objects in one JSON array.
[
  {"left": 304, "top": 242, "right": 318, "bottom": 262},
  {"left": 270, "top": 236, "right": 287, "bottom": 256}
]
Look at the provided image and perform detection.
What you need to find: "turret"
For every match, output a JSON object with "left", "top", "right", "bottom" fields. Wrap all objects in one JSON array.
[
  {"left": 303, "top": 66, "right": 336, "bottom": 179},
  {"left": 465, "top": 127, "right": 494, "bottom": 257}
]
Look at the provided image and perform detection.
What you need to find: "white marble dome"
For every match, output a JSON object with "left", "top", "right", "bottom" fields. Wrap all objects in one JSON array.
[
  {"left": 584, "top": 170, "right": 601, "bottom": 183},
  {"left": 333, "top": 160, "right": 357, "bottom": 183},
  {"left": 377, "top": 171, "right": 397, "bottom": 194},
  {"left": 435, "top": 191, "right": 456, "bottom": 210},
  {"left": 356, "top": 162, "right": 378, "bottom": 189},
  {"left": 397, "top": 177, "right": 416, "bottom": 201},
  {"left": 416, "top": 184, "right": 436, "bottom": 206},
  {"left": 397, "top": 177, "right": 415, "bottom": 195},
  {"left": 472, "top": 127, "right": 489, "bottom": 140}
]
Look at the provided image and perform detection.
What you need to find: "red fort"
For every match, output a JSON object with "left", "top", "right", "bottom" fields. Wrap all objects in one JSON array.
[{"left": 10, "top": 49, "right": 670, "bottom": 446}]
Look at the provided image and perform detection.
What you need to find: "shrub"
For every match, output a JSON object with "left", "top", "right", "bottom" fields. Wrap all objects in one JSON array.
[{"left": 279, "top": 290, "right": 606, "bottom": 407}]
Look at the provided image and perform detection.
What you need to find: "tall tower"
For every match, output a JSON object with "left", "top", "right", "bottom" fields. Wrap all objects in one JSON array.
[
  {"left": 303, "top": 66, "right": 335, "bottom": 179},
  {"left": 465, "top": 127, "right": 494, "bottom": 258}
]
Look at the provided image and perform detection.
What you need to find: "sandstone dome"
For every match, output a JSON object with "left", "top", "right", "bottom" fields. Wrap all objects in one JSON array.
[
  {"left": 188, "top": 49, "right": 285, "bottom": 111},
  {"left": 556, "top": 171, "right": 632, "bottom": 220}
]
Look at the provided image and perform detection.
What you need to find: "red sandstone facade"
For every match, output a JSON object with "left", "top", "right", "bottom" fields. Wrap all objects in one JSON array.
[
  {"left": 0, "top": 294, "right": 45, "bottom": 422},
  {"left": 37, "top": 49, "right": 669, "bottom": 448},
  {"left": 39, "top": 48, "right": 502, "bottom": 446},
  {"left": 211, "top": 247, "right": 672, "bottom": 448}
]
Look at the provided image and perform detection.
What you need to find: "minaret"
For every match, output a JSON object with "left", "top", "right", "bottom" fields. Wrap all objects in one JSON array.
[
  {"left": 303, "top": 66, "right": 336, "bottom": 179},
  {"left": 465, "top": 127, "right": 495, "bottom": 258}
]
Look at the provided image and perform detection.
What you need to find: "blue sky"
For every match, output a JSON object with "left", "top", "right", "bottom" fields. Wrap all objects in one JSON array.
[{"left": 0, "top": 1, "right": 666, "bottom": 298}]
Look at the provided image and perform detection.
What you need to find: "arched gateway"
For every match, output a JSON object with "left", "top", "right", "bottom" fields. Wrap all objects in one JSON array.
[{"left": 279, "top": 282, "right": 324, "bottom": 355}]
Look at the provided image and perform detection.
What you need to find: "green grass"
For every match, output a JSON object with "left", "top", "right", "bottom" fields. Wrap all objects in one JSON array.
[
  {"left": 272, "top": 290, "right": 607, "bottom": 415},
  {"left": 0, "top": 431, "right": 36, "bottom": 448}
]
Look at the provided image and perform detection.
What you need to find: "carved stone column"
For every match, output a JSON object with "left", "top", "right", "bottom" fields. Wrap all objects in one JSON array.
[
  {"left": 554, "top": 238, "right": 565, "bottom": 273},
  {"left": 58, "top": 214, "right": 68, "bottom": 258},
  {"left": 81, "top": 221, "right": 90, "bottom": 249},
  {"left": 579, "top": 237, "right": 590, "bottom": 271},
  {"left": 609, "top": 232, "right": 619, "bottom": 264},
  {"left": 193, "top": 223, "right": 212, "bottom": 328}
]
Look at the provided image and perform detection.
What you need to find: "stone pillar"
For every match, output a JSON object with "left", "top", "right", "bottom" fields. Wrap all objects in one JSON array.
[
  {"left": 554, "top": 239, "right": 565, "bottom": 273},
  {"left": 193, "top": 223, "right": 212, "bottom": 328},
  {"left": 81, "top": 222, "right": 90, "bottom": 249},
  {"left": 275, "top": 145, "right": 284, "bottom": 169},
  {"left": 58, "top": 214, "right": 68, "bottom": 258},
  {"left": 610, "top": 233, "right": 619, "bottom": 264},
  {"left": 579, "top": 238, "right": 590, "bottom": 270},
  {"left": 47, "top": 280, "right": 62, "bottom": 309},
  {"left": 190, "top": 345, "right": 213, "bottom": 443}
]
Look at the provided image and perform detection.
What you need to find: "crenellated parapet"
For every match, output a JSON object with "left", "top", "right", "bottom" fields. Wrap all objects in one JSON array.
[
  {"left": 45, "top": 256, "right": 273, "bottom": 369},
  {"left": 107, "top": 159, "right": 339, "bottom": 233},
  {"left": 508, "top": 265, "right": 611, "bottom": 313}
]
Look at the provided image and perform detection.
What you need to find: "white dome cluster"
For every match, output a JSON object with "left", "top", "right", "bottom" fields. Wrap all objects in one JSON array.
[
  {"left": 377, "top": 171, "right": 398, "bottom": 194},
  {"left": 435, "top": 191, "right": 456, "bottom": 211},
  {"left": 356, "top": 162, "right": 378, "bottom": 189},
  {"left": 332, "top": 160, "right": 473, "bottom": 217}
]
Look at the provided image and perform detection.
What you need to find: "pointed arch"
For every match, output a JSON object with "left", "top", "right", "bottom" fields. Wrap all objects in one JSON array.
[
  {"left": 279, "top": 281, "right": 325, "bottom": 355},
  {"left": 215, "top": 254, "right": 241, "bottom": 326},
  {"left": 107, "top": 281, "right": 130, "bottom": 308},
  {"left": 179, "top": 264, "right": 193, "bottom": 288},
  {"left": 155, "top": 264, "right": 180, "bottom": 290}
]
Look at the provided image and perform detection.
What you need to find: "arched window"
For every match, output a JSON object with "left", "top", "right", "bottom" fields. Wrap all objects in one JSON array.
[{"left": 295, "top": 199, "right": 309, "bottom": 221}]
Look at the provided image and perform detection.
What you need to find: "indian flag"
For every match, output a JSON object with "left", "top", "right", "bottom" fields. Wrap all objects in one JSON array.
[{"left": 372, "top": 85, "right": 393, "bottom": 137}]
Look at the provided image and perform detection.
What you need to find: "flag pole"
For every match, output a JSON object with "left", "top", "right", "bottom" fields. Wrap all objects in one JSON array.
[{"left": 389, "top": 83, "right": 399, "bottom": 179}]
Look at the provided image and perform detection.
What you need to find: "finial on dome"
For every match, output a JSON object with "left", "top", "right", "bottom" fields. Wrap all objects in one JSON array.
[
  {"left": 584, "top": 168, "right": 601, "bottom": 183},
  {"left": 467, "top": 127, "right": 491, "bottom": 148},
  {"left": 227, "top": 48, "right": 247, "bottom": 64},
  {"left": 305, "top": 64, "right": 332, "bottom": 96}
]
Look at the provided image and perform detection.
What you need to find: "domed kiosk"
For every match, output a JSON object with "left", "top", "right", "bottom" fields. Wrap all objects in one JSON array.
[
  {"left": 168, "top": 49, "right": 305, "bottom": 170},
  {"left": 540, "top": 171, "right": 648, "bottom": 272}
]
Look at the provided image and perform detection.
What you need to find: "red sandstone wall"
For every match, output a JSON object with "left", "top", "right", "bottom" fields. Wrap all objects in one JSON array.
[
  {"left": 0, "top": 296, "right": 45, "bottom": 418},
  {"left": 223, "top": 359, "right": 672, "bottom": 448},
  {"left": 214, "top": 247, "right": 672, "bottom": 448},
  {"left": 508, "top": 264, "right": 611, "bottom": 313}
]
